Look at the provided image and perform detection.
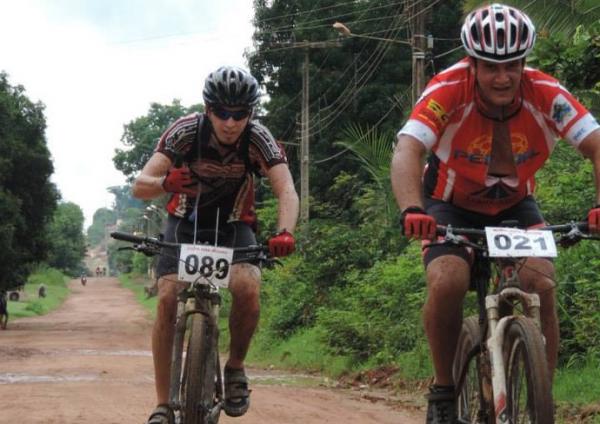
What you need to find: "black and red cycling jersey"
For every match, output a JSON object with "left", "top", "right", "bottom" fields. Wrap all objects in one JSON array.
[{"left": 155, "top": 112, "right": 287, "bottom": 229}]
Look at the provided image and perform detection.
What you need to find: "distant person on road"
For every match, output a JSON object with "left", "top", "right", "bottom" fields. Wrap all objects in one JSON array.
[
  {"left": 391, "top": 4, "right": 600, "bottom": 423},
  {"left": 102, "top": 267, "right": 107, "bottom": 277},
  {"left": 132, "top": 66, "right": 299, "bottom": 423},
  {"left": 38, "top": 284, "right": 47, "bottom": 298},
  {"left": 81, "top": 273, "right": 87, "bottom": 286},
  {"left": 0, "top": 290, "right": 8, "bottom": 330},
  {"left": 95, "top": 266, "right": 101, "bottom": 277}
]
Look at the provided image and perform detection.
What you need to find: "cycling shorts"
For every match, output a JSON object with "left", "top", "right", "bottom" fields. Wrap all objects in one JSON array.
[
  {"left": 423, "top": 196, "right": 546, "bottom": 267},
  {"left": 155, "top": 215, "right": 258, "bottom": 278}
]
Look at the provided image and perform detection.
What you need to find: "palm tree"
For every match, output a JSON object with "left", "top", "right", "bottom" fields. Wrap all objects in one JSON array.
[{"left": 462, "top": 0, "right": 599, "bottom": 38}]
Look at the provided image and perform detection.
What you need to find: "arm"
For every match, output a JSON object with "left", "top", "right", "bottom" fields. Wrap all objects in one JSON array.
[
  {"left": 390, "top": 134, "right": 428, "bottom": 211},
  {"left": 266, "top": 163, "right": 299, "bottom": 234},
  {"left": 132, "top": 152, "right": 172, "bottom": 200},
  {"left": 579, "top": 128, "right": 600, "bottom": 205}
]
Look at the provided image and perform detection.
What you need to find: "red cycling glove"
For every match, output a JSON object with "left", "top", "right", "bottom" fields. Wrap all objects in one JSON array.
[
  {"left": 268, "top": 230, "right": 296, "bottom": 257},
  {"left": 162, "top": 167, "right": 199, "bottom": 196},
  {"left": 588, "top": 205, "right": 600, "bottom": 233},
  {"left": 401, "top": 206, "right": 436, "bottom": 240}
]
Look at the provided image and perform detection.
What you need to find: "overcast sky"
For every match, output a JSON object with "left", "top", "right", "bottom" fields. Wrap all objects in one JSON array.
[{"left": 0, "top": 0, "right": 255, "bottom": 229}]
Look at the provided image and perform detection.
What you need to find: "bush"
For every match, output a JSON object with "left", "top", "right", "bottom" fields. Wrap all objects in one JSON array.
[
  {"left": 555, "top": 241, "right": 600, "bottom": 364},
  {"left": 316, "top": 244, "right": 426, "bottom": 363}
]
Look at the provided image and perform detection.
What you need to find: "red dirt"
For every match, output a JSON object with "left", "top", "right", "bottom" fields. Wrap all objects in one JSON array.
[{"left": 0, "top": 277, "right": 424, "bottom": 423}]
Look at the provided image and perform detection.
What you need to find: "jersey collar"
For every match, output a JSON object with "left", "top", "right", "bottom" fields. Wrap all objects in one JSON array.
[{"left": 474, "top": 83, "right": 524, "bottom": 122}]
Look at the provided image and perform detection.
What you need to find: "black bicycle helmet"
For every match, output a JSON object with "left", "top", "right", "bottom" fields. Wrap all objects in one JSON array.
[
  {"left": 202, "top": 66, "right": 260, "bottom": 108},
  {"left": 461, "top": 3, "right": 536, "bottom": 63}
]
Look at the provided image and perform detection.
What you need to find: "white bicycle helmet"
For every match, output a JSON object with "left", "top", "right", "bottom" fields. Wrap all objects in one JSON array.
[
  {"left": 202, "top": 66, "right": 260, "bottom": 108},
  {"left": 461, "top": 3, "right": 536, "bottom": 63}
]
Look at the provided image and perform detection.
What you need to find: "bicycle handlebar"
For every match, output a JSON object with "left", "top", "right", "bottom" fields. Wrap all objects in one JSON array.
[
  {"left": 433, "top": 221, "right": 596, "bottom": 250},
  {"left": 435, "top": 221, "right": 589, "bottom": 237},
  {"left": 110, "top": 231, "right": 273, "bottom": 262}
]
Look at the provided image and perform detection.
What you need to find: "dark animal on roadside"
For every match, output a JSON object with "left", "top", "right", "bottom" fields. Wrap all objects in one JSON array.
[{"left": 0, "top": 292, "right": 8, "bottom": 330}]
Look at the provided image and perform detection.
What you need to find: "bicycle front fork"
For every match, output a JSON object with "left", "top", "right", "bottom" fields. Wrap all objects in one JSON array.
[{"left": 484, "top": 288, "right": 542, "bottom": 424}]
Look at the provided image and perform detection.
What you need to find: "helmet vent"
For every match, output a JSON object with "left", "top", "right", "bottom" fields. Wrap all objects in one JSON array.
[
  {"left": 483, "top": 25, "right": 492, "bottom": 46},
  {"left": 202, "top": 66, "right": 261, "bottom": 107},
  {"left": 497, "top": 29, "right": 505, "bottom": 49}
]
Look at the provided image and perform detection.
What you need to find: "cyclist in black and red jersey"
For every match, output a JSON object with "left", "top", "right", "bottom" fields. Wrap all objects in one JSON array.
[
  {"left": 391, "top": 4, "right": 600, "bottom": 423},
  {"left": 133, "top": 66, "right": 299, "bottom": 424}
]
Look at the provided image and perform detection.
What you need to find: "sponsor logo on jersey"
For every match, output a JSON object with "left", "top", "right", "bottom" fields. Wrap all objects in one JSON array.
[
  {"left": 426, "top": 99, "right": 449, "bottom": 124},
  {"left": 453, "top": 133, "right": 539, "bottom": 165},
  {"left": 551, "top": 94, "right": 577, "bottom": 131}
]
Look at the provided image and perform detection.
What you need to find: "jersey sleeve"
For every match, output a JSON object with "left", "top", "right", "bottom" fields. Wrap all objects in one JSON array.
[
  {"left": 247, "top": 122, "right": 288, "bottom": 176},
  {"left": 545, "top": 86, "right": 599, "bottom": 147},
  {"left": 154, "top": 113, "right": 201, "bottom": 160},
  {"left": 397, "top": 72, "right": 463, "bottom": 150}
]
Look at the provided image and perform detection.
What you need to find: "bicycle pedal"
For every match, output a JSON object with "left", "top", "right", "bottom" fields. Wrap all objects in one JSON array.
[{"left": 207, "top": 403, "right": 222, "bottom": 424}]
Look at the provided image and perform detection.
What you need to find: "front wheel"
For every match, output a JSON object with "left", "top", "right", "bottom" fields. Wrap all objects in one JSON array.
[
  {"left": 453, "top": 316, "right": 492, "bottom": 423},
  {"left": 503, "top": 317, "right": 554, "bottom": 423},
  {"left": 181, "top": 314, "right": 220, "bottom": 424}
]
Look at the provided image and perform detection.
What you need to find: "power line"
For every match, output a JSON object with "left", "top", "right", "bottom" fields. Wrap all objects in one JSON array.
[
  {"left": 253, "top": 0, "right": 406, "bottom": 36},
  {"left": 313, "top": 92, "right": 404, "bottom": 164},
  {"left": 254, "top": 0, "right": 360, "bottom": 24},
  {"left": 308, "top": 6, "right": 407, "bottom": 133}
]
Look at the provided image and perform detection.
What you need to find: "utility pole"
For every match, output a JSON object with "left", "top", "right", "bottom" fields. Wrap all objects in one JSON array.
[
  {"left": 295, "top": 40, "right": 342, "bottom": 228},
  {"left": 301, "top": 46, "right": 310, "bottom": 227},
  {"left": 408, "top": 0, "right": 428, "bottom": 104}
]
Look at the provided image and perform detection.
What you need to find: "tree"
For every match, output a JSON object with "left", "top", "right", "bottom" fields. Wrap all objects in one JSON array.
[
  {"left": 0, "top": 72, "right": 58, "bottom": 291},
  {"left": 462, "top": 0, "right": 600, "bottom": 38},
  {"left": 113, "top": 100, "right": 203, "bottom": 182},
  {"left": 87, "top": 208, "right": 117, "bottom": 247},
  {"left": 46, "top": 202, "right": 86, "bottom": 275},
  {"left": 249, "top": 0, "right": 463, "bottom": 202}
]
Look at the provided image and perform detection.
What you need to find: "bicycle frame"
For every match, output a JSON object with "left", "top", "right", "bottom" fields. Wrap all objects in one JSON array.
[
  {"left": 449, "top": 229, "right": 549, "bottom": 424},
  {"left": 484, "top": 261, "right": 542, "bottom": 423}
]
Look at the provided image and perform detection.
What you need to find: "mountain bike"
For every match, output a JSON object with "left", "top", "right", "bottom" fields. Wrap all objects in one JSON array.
[
  {"left": 110, "top": 231, "right": 274, "bottom": 424},
  {"left": 432, "top": 221, "right": 598, "bottom": 423}
]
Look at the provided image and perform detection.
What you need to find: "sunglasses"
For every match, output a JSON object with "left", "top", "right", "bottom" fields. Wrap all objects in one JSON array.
[{"left": 210, "top": 107, "right": 251, "bottom": 121}]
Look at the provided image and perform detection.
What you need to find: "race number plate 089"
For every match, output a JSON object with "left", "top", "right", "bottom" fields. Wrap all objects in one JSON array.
[
  {"left": 178, "top": 244, "right": 234, "bottom": 287},
  {"left": 484, "top": 227, "right": 557, "bottom": 258}
]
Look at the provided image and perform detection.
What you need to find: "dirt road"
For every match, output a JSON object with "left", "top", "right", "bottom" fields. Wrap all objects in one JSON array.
[{"left": 0, "top": 277, "right": 424, "bottom": 423}]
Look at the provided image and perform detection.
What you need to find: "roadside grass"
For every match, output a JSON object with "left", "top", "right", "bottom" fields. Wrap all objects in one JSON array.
[
  {"left": 7, "top": 266, "right": 70, "bottom": 319},
  {"left": 245, "top": 326, "right": 353, "bottom": 378},
  {"left": 118, "top": 273, "right": 157, "bottom": 319},
  {"left": 115, "top": 272, "right": 600, "bottom": 421},
  {"left": 555, "top": 359, "right": 600, "bottom": 423}
]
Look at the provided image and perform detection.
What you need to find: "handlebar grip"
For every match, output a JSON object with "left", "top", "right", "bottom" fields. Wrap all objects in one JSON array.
[{"left": 110, "top": 232, "right": 145, "bottom": 244}]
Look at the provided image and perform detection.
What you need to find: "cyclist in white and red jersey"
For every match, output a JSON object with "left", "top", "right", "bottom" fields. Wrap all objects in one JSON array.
[
  {"left": 391, "top": 4, "right": 600, "bottom": 423},
  {"left": 133, "top": 66, "right": 299, "bottom": 424}
]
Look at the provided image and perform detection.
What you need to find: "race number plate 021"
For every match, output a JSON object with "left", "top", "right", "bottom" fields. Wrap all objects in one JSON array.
[
  {"left": 178, "top": 244, "right": 234, "bottom": 287},
  {"left": 484, "top": 227, "right": 557, "bottom": 258}
]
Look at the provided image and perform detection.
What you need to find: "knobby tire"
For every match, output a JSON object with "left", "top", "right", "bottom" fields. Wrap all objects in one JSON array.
[
  {"left": 182, "top": 314, "right": 219, "bottom": 424},
  {"left": 503, "top": 317, "right": 554, "bottom": 423},
  {"left": 454, "top": 316, "right": 493, "bottom": 423}
]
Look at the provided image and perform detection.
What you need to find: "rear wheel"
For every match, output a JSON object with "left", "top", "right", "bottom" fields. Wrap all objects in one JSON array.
[
  {"left": 453, "top": 316, "right": 491, "bottom": 423},
  {"left": 503, "top": 317, "right": 554, "bottom": 423},
  {"left": 182, "top": 314, "right": 219, "bottom": 423}
]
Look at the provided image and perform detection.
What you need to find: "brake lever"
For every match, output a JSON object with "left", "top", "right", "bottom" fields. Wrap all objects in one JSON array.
[{"left": 117, "top": 246, "right": 135, "bottom": 252}]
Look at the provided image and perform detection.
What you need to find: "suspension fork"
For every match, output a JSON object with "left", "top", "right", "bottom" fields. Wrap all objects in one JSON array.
[
  {"left": 485, "top": 279, "right": 543, "bottom": 423},
  {"left": 169, "top": 292, "right": 192, "bottom": 409}
]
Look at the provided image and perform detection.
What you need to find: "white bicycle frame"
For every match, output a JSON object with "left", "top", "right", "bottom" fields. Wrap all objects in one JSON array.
[{"left": 483, "top": 267, "right": 543, "bottom": 423}]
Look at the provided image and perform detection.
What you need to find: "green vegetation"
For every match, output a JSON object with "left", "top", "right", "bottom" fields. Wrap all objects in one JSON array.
[
  {"left": 7, "top": 266, "right": 70, "bottom": 319},
  {"left": 103, "top": 0, "right": 600, "bottom": 418},
  {"left": 118, "top": 273, "right": 158, "bottom": 320}
]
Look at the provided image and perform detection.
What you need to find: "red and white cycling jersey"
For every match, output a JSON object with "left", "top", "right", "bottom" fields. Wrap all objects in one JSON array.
[{"left": 398, "top": 58, "right": 600, "bottom": 215}]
